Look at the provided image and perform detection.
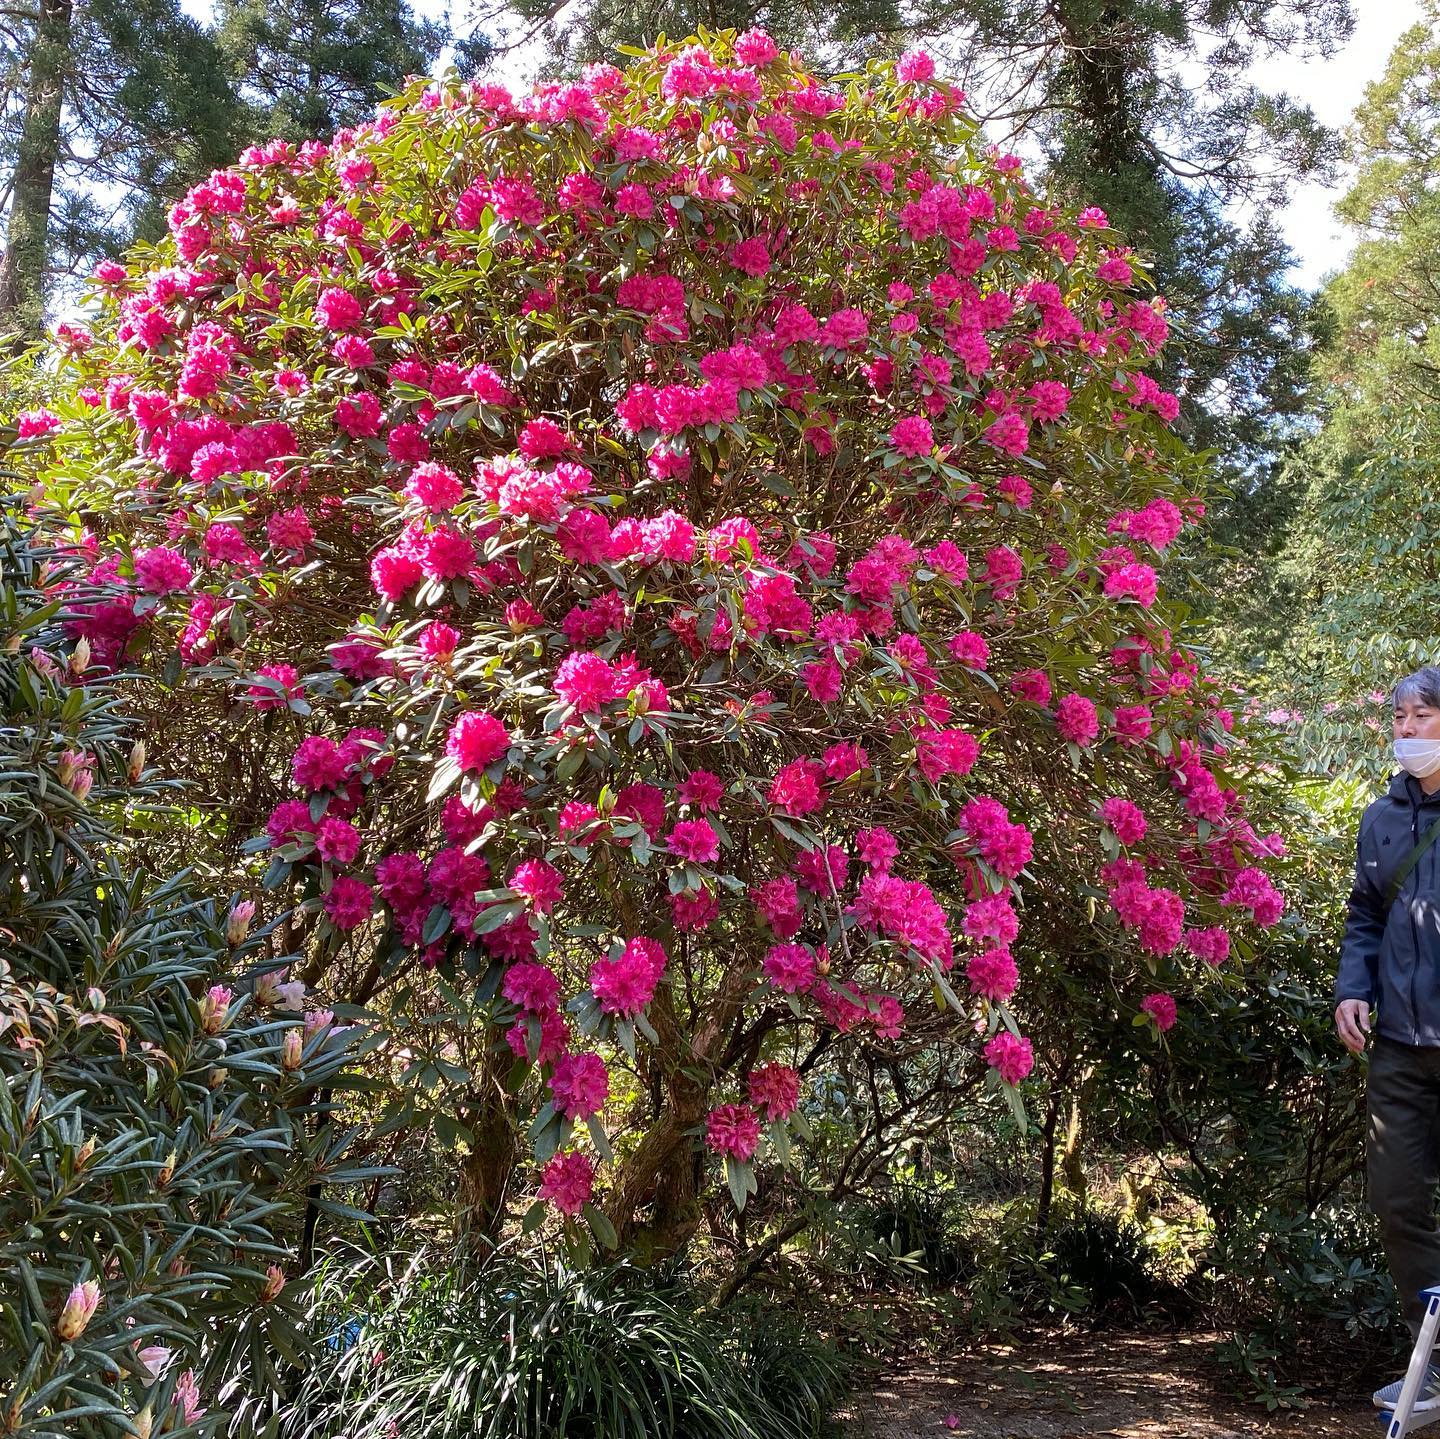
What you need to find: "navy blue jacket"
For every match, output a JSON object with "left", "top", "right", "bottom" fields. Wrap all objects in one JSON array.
[{"left": 1337, "top": 772, "right": 1440, "bottom": 1047}]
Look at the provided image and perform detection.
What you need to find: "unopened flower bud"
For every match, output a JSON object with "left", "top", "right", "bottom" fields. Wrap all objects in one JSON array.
[
  {"left": 127, "top": 739, "right": 146, "bottom": 784},
  {"left": 55, "top": 1279, "right": 101, "bottom": 1340},
  {"left": 209, "top": 1065, "right": 229, "bottom": 1088},
  {"left": 303, "top": 1008, "right": 334, "bottom": 1038},
  {"left": 168, "top": 1257, "right": 190, "bottom": 1279},
  {"left": 280, "top": 1028, "right": 303, "bottom": 1071},
  {"left": 225, "top": 901, "right": 255, "bottom": 948},
  {"left": 197, "top": 984, "right": 232, "bottom": 1035},
  {"left": 157, "top": 1150, "right": 177, "bottom": 1188},
  {"left": 260, "top": 1265, "right": 286, "bottom": 1302},
  {"left": 253, "top": 968, "right": 286, "bottom": 1007},
  {"left": 133, "top": 1406, "right": 153, "bottom": 1439},
  {"left": 75, "top": 1136, "right": 96, "bottom": 1169},
  {"left": 68, "top": 637, "right": 91, "bottom": 675}
]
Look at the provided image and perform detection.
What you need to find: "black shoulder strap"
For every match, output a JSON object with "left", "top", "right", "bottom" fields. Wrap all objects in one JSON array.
[{"left": 1388, "top": 816, "right": 1440, "bottom": 906}]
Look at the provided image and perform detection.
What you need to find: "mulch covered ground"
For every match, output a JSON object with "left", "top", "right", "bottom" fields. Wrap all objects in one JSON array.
[{"left": 843, "top": 1330, "right": 1380, "bottom": 1438}]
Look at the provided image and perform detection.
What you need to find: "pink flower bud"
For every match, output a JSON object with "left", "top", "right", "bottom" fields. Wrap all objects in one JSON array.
[
  {"left": 68, "top": 636, "right": 92, "bottom": 675},
  {"left": 55, "top": 1279, "right": 101, "bottom": 1340},
  {"left": 280, "top": 1028, "right": 303, "bottom": 1071},
  {"left": 225, "top": 900, "right": 256, "bottom": 947},
  {"left": 260, "top": 1264, "right": 286, "bottom": 1302},
  {"left": 198, "top": 985, "right": 232, "bottom": 1034},
  {"left": 127, "top": 740, "right": 146, "bottom": 784},
  {"left": 302, "top": 1008, "right": 334, "bottom": 1037},
  {"left": 57, "top": 749, "right": 94, "bottom": 798},
  {"left": 173, "top": 1370, "right": 205, "bottom": 1423},
  {"left": 253, "top": 968, "right": 286, "bottom": 1006}
]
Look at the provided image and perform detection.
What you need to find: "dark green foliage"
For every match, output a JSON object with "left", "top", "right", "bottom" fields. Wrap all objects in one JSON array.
[
  {"left": 283, "top": 1243, "right": 848, "bottom": 1439},
  {"left": 0, "top": 0, "right": 447, "bottom": 329},
  {"left": 213, "top": 0, "right": 446, "bottom": 143},
  {"left": 1042, "top": 1207, "right": 1182, "bottom": 1321},
  {"left": 0, "top": 511, "right": 371, "bottom": 1435},
  {"left": 1211, "top": 1204, "right": 1400, "bottom": 1409},
  {"left": 1198, "top": 7, "right": 1440, "bottom": 773},
  {"left": 865, "top": 1185, "right": 977, "bottom": 1287}
]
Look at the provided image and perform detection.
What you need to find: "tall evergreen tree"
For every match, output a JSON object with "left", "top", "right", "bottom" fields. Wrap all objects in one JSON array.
[
  {"left": 214, "top": 0, "right": 447, "bottom": 143},
  {"left": 0, "top": 0, "right": 244, "bottom": 333}
]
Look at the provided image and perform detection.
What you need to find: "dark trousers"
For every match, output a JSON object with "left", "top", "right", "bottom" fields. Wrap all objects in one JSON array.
[{"left": 1369, "top": 1036, "right": 1440, "bottom": 1338}]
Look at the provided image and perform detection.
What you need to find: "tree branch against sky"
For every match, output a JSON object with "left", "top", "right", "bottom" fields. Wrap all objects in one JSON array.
[{"left": 0, "top": 0, "right": 446, "bottom": 330}]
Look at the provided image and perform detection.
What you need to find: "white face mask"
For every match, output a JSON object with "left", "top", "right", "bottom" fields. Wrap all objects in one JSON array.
[{"left": 1396, "top": 738, "right": 1440, "bottom": 778}]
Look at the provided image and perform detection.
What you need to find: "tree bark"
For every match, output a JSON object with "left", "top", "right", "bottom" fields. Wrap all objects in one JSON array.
[
  {"left": 457, "top": 1074, "right": 521, "bottom": 1246},
  {"left": 1036, "top": 1083, "right": 1062, "bottom": 1234},
  {"left": 603, "top": 961, "right": 755, "bottom": 1258},
  {"left": 1059, "top": 1080, "right": 1090, "bottom": 1203},
  {"left": 606, "top": 1083, "right": 709, "bottom": 1259},
  {"left": 0, "top": 0, "right": 73, "bottom": 334}
]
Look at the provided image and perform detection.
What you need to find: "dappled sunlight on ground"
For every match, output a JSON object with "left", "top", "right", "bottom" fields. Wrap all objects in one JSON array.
[{"left": 844, "top": 1331, "right": 1376, "bottom": 1438}]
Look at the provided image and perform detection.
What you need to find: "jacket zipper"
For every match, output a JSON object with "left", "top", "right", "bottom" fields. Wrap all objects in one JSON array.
[{"left": 1412, "top": 798, "right": 1424, "bottom": 1044}]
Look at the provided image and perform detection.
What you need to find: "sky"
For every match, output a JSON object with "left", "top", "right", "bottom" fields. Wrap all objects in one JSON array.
[
  {"left": 1228, "top": 0, "right": 1426, "bottom": 289},
  {"left": 180, "top": 0, "right": 1427, "bottom": 291}
]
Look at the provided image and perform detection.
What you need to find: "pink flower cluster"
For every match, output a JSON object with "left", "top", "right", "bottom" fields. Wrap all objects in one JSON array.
[
  {"left": 589, "top": 937, "right": 667, "bottom": 1015},
  {"left": 706, "top": 1102, "right": 762, "bottom": 1159},
  {"left": 539, "top": 1150, "right": 594, "bottom": 1215}
]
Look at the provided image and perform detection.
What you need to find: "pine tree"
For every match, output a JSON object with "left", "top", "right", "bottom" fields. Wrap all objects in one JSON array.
[
  {"left": 0, "top": 0, "right": 244, "bottom": 333},
  {"left": 214, "top": 0, "right": 447, "bottom": 143}
]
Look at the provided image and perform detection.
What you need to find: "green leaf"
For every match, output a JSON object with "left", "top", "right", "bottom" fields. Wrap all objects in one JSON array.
[
  {"left": 422, "top": 904, "right": 452, "bottom": 945},
  {"left": 584, "top": 1202, "right": 618, "bottom": 1250},
  {"left": 724, "top": 1156, "right": 755, "bottom": 1211}
]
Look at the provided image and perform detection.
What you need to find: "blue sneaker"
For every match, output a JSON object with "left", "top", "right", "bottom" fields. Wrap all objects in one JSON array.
[{"left": 1374, "top": 1363, "right": 1440, "bottom": 1410}]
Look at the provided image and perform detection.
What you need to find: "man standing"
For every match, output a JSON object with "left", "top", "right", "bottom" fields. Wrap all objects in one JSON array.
[{"left": 1337, "top": 665, "right": 1440, "bottom": 1410}]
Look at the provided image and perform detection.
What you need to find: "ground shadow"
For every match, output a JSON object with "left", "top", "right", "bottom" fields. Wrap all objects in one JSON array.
[{"left": 843, "top": 1331, "right": 1378, "bottom": 1438}]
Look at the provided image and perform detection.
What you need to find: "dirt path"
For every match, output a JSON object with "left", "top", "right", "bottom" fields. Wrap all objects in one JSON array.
[{"left": 843, "top": 1331, "right": 1379, "bottom": 1438}]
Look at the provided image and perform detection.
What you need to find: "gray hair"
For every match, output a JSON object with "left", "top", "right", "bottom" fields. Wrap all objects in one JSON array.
[{"left": 1394, "top": 666, "right": 1440, "bottom": 709}]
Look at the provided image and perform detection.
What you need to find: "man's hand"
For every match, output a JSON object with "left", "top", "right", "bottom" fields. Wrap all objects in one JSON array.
[{"left": 1335, "top": 998, "right": 1373, "bottom": 1054}]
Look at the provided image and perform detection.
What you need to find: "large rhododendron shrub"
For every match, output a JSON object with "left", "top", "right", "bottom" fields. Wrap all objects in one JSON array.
[{"left": 12, "top": 32, "right": 1285, "bottom": 1252}]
